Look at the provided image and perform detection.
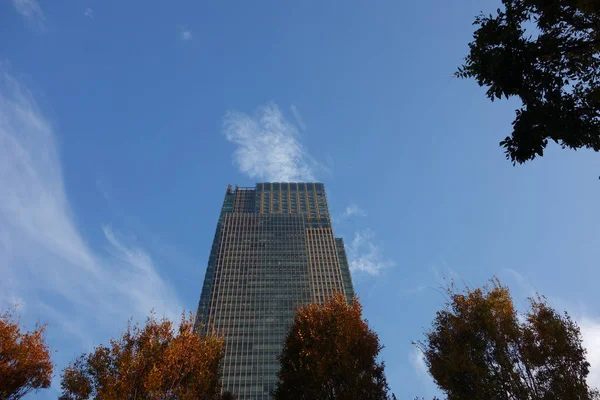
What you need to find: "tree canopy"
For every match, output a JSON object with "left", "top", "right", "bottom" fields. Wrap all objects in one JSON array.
[
  {"left": 273, "top": 293, "right": 395, "bottom": 400},
  {"left": 458, "top": 0, "right": 600, "bottom": 164},
  {"left": 0, "top": 308, "right": 53, "bottom": 400},
  {"left": 417, "top": 278, "right": 599, "bottom": 400},
  {"left": 59, "top": 311, "right": 224, "bottom": 400}
]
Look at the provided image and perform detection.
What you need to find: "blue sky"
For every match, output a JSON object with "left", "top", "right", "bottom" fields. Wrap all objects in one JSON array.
[{"left": 2, "top": 0, "right": 600, "bottom": 398}]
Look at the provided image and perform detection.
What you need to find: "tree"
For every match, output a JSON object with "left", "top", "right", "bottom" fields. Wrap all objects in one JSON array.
[
  {"left": 273, "top": 293, "right": 395, "bottom": 400},
  {"left": 458, "top": 0, "right": 600, "bottom": 164},
  {"left": 417, "top": 278, "right": 599, "bottom": 400},
  {"left": 0, "top": 307, "right": 53, "bottom": 400},
  {"left": 60, "top": 311, "right": 225, "bottom": 400}
]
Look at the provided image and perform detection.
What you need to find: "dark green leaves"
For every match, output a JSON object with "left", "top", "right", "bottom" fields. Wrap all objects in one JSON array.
[{"left": 459, "top": 0, "right": 600, "bottom": 163}]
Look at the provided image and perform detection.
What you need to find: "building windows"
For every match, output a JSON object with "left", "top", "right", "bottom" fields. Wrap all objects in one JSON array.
[{"left": 196, "top": 183, "right": 353, "bottom": 400}]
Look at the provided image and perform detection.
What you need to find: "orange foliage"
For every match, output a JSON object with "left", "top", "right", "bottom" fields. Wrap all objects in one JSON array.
[
  {"left": 59, "top": 311, "right": 224, "bottom": 400},
  {"left": 273, "top": 293, "right": 394, "bottom": 400},
  {"left": 0, "top": 308, "right": 53, "bottom": 400}
]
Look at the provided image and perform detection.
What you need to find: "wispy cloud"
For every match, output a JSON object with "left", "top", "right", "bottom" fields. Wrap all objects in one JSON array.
[
  {"left": 180, "top": 29, "right": 192, "bottom": 40},
  {"left": 11, "top": 0, "right": 44, "bottom": 25},
  {"left": 409, "top": 347, "right": 441, "bottom": 398},
  {"left": 223, "top": 103, "right": 318, "bottom": 182},
  {"left": 289, "top": 104, "right": 307, "bottom": 131},
  {"left": 401, "top": 285, "right": 428, "bottom": 296},
  {"left": 344, "top": 204, "right": 366, "bottom": 217},
  {"left": 95, "top": 179, "right": 112, "bottom": 202},
  {"left": 503, "top": 268, "right": 538, "bottom": 297},
  {"left": 84, "top": 7, "right": 94, "bottom": 19},
  {"left": 346, "top": 229, "right": 395, "bottom": 276},
  {"left": 409, "top": 348, "right": 428, "bottom": 377},
  {"left": 0, "top": 68, "right": 181, "bottom": 388},
  {"left": 429, "top": 262, "right": 462, "bottom": 288}
]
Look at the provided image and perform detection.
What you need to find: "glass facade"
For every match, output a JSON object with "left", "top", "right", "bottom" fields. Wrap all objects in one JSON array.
[{"left": 196, "top": 183, "right": 354, "bottom": 400}]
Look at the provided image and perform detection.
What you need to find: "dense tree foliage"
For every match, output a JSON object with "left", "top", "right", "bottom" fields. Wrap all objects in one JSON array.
[
  {"left": 458, "top": 0, "right": 600, "bottom": 164},
  {"left": 220, "top": 391, "right": 235, "bottom": 400},
  {"left": 273, "top": 293, "right": 395, "bottom": 400},
  {"left": 0, "top": 308, "right": 53, "bottom": 400},
  {"left": 417, "top": 278, "right": 599, "bottom": 399},
  {"left": 59, "top": 312, "right": 224, "bottom": 400}
]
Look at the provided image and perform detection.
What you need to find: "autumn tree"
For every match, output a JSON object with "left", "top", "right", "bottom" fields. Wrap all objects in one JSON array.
[
  {"left": 417, "top": 278, "right": 599, "bottom": 400},
  {"left": 0, "top": 309, "right": 54, "bottom": 400},
  {"left": 458, "top": 0, "right": 600, "bottom": 164},
  {"left": 0, "top": 308, "right": 53, "bottom": 400},
  {"left": 273, "top": 293, "right": 395, "bottom": 400},
  {"left": 59, "top": 311, "right": 225, "bottom": 400}
]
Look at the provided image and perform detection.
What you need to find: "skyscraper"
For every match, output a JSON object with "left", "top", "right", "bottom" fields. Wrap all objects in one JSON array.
[{"left": 195, "top": 183, "right": 354, "bottom": 400}]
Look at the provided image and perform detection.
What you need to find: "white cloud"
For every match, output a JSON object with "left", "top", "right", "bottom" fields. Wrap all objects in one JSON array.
[
  {"left": 579, "top": 317, "right": 600, "bottom": 389},
  {"left": 84, "top": 7, "right": 94, "bottom": 19},
  {"left": 11, "top": 0, "right": 44, "bottom": 24},
  {"left": 0, "top": 68, "right": 182, "bottom": 384},
  {"left": 180, "top": 30, "right": 192, "bottom": 40},
  {"left": 346, "top": 229, "right": 394, "bottom": 276},
  {"left": 223, "top": 103, "right": 317, "bottom": 182},
  {"left": 289, "top": 104, "right": 307, "bottom": 131},
  {"left": 344, "top": 204, "right": 366, "bottom": 217},
  {"left": 409, "top": 347, "right": 428, "bottom": 377}
]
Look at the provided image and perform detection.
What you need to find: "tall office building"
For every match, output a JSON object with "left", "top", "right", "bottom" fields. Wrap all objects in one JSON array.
[{"left": 195, "top": 183, "right": 354, "bottom": 400}]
